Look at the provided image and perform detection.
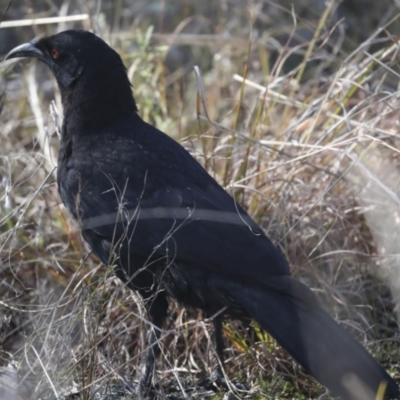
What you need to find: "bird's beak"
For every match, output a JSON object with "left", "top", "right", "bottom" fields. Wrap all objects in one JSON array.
[{"left": 4, "top": 41, "right": 44, "bottom": 61}]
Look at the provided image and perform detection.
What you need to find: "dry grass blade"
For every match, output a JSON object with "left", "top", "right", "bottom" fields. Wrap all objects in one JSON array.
[
  {"left": 0, "top": 14, "right": 89, "bottom": 29},
  {"left": 1, "top": 2, "right": 399, "bottom": 400}
]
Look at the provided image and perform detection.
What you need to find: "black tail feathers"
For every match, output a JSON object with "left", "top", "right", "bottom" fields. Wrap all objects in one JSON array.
[{"left": 228, "top": 277, "right": 398, "bottom": 400}]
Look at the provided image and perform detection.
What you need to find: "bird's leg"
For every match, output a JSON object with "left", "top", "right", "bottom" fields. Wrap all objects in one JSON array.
[
  {"left": 139, "top": 291, "right": 168, "bottom": 391},
  {"left": 210, "top": 314, "right": 225, "bottom": 382},
  {"left": 141, "top": 327, "right": 159, "bottom": 389},
  {"left": 200, "top": 314, "right": 248, "bottom": 392},
  {"left": 199, "top": 314, "right": 227, "bottom": 388}
]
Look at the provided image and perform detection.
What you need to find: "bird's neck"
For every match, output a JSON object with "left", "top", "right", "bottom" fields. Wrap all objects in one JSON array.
[{"left": 60, "top": 67, "right": 138, "bottom": 134}]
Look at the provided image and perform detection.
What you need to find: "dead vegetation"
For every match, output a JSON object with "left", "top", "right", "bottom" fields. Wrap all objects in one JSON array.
[{"left": 0, "top": 1, "right": 400, "bottom": 399}]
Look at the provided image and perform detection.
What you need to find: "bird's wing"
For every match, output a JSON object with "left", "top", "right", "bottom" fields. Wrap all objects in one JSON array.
[{"left": 61, "top": 117, "right": 290, "bottom": 285}]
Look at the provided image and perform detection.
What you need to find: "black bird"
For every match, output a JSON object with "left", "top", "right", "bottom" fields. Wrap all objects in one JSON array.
[{"left": 5, "top": 30, "right": 399, "bottom": 400}]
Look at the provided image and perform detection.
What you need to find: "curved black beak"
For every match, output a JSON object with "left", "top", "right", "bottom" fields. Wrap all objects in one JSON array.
[{"left": 4, "top": 41, "right": 44, "bottom": 61}]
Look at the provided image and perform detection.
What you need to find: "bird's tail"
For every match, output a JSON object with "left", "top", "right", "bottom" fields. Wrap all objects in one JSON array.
[{"left": 227, "top": 277, "right": 398, "bottom": 400}]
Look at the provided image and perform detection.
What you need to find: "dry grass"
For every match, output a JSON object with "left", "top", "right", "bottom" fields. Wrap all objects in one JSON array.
[{"left": 1, "top": 1, "right": 400, "bottom": 399}]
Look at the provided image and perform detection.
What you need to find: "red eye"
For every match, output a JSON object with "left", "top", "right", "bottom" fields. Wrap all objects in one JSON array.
[{"left": 52, "top": 49, "right": 60, "bottom": 58}]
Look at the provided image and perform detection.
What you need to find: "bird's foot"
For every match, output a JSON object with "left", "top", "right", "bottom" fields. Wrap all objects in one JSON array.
[
  {"left": 198, "top": 368, "right": 248, "bottom": 392},
  {"left": 136, "top": 382, "right": 171, "bottom": 400},
  {"left": 135, "top": 384, "right": 152, "bottom": 399}
]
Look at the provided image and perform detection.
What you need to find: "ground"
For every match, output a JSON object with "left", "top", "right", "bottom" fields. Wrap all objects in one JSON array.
[{"left": 0, "top": 1, "right": 400, "bottom": 399}]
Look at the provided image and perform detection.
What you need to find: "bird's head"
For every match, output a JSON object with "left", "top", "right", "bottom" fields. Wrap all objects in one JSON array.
[
  {"left": 5, "top": 30, "right": 137, "bottom": 122},
  {"left": 5, "top": 30, "right": 121, "bottom": 87}
]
